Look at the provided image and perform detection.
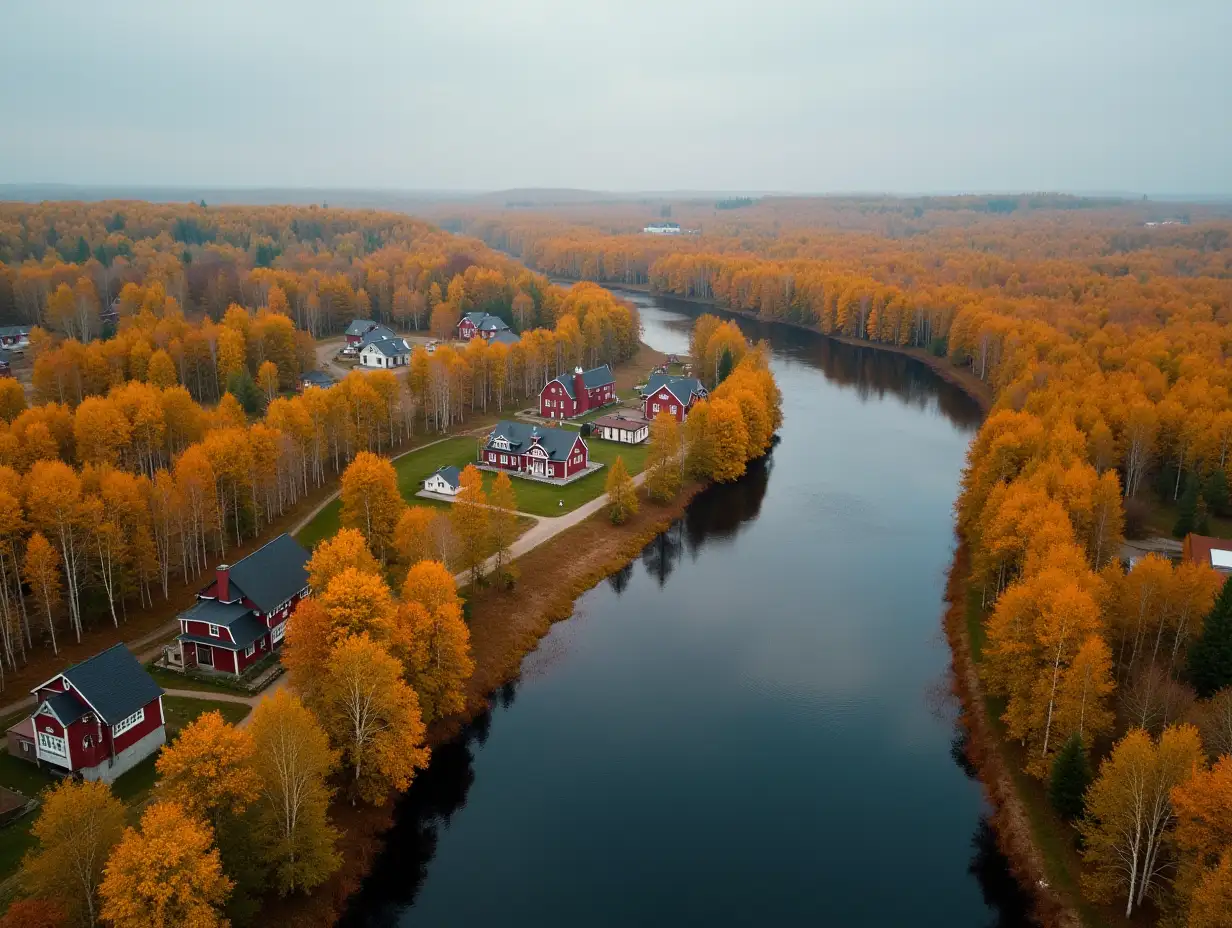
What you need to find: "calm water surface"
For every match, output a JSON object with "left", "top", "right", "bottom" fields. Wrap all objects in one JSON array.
[{"left": 342, "top": 292, "right": 1033, "bottom": 927}]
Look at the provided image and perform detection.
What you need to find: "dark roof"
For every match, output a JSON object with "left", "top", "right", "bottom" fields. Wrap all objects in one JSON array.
[
  {"left": 300, "top": 370, "right": 335, "bottom": 387},
  {"left": 359, "top": 324, "right": 398, "bottom": 347},
  {"left": 644, "top": 374, "right": 705, "bottom": 403},
  {"left": 485, "top": 420, "right": 581, "bottom": 463},
  {"left": 432, "top": 465, "right": 461, "bottom": 488},
  {"left": 0, "top": 326, "right": 29, "bottom": 338},
  {"left": 364, "top": 336, "right": 409, "bottom": 358},
  {"left": 227, "top": 533, "right": 310, "bottom": 613},
  {"left": 50, "top": 645, "right": 164, "bottom": 725},
  {"left": 43, "top": 690, "right": 88, "bottom": 725},
  {"left": 182, "top": 599, "right": 252, "bottom": 627},
  {"left": 345, "top": 319, "right": 377, "bottom": 336},
  {"left": 478, "top": 316, "right": 510, "bottom": 332},
  {"left": 592, "top": 413, "right": 649, "bottom": 431},
  {"left": 178, "top": 609, "right": 266, "bottom": 650},
  {"left": 545, "top": 365, "right": 615, "bottom": 400},
  {"left": 490, "top": 330, "right": 521, "bottom": 346},
  {"left": 461, "top": 311, "right": 488, "bottom": 325}
]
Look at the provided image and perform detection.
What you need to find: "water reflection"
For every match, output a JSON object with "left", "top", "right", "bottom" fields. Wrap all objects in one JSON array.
[{"left": 969, "top": 818, "right": 1036, "bottom": 928}]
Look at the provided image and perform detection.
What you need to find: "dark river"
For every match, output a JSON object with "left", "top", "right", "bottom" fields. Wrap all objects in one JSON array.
[{"left": 341, "top": 291, "right": 1033, "bottom": 927}]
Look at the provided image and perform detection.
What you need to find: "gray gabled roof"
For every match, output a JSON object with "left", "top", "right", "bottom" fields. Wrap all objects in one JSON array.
[
  {"left": 490, "top": 330, "right": 521, "bottom": 346},
  {"left": 48, "top": 644, "right": 164, "bottom": 725},
  {"left": 485, "top": 420, "right": 582, "bottom": 463},
  {"left": 226, "top": 533, "right": 310, "bottom": 613},
  {"left": 545, "top": 365, "right": 615, "bottom": 400},
  {"left": 43, "top": 690, "right": 89, "bottom": 725},
  {"left": 178, "top": 609, "right": 267, "bottom": 651},
  {"left": 460, "top": 311, "right": 488, "bottom": 325},
  {"left": 477, "top": 316, "right": 510, "bottom": 332},
  {"left": 181, "top": 598, "right": 252, "bottom": 628},
  {"left": 432, "top": 465, "right": 461, "bottom": 488},
  {"left": 359, "top": 324, "right": 398, "bottom": 347},
  {"left": 300, "top": 370, "right": 335, "bottom": 387},
  {"left": 644, "top": 374, "right": 705, "bottom": 404},
  {"left": 345, "top": 319, "right": 377, "bottom": 336},
  {"left": 364, "top": 336, "right": 410, "bottom": 358}
]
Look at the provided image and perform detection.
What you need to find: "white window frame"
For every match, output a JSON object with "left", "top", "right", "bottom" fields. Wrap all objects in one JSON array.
[
  {"left": 670, "top": 405, "right": 678, "bottom": 414},
  {"left": 245, "top": 643, "right": 256, "bottom": 658},
  {"left": 112, "top": 708, "right": 145, "bottom": 737},
  {"left": 37, "top": 732, "right": 66, "bottom": 756},
  {"left": 208, "top": 623, "right": 221, "bottom": 638},
  {"left": 271, "top": 621, "right": 287, "bottom": 644}
]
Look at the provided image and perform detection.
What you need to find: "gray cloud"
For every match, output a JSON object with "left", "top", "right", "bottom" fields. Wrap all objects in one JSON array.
[{"left": 1, "top": 0, "right": 1228, "bottom": 194}]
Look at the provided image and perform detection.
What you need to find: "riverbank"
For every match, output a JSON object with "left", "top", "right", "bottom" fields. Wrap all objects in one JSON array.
[
  {"left": 264, "top": 483, "right": 705, "bottom": 927},
  {"left": 552, "top": 277, "right": 994, "bottom": 413},
  {"left": 944, "top": 546, "right": 1091, "bottom": 928}
]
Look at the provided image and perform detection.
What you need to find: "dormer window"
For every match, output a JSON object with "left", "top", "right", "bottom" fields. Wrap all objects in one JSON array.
[{"left": 208, "top": 624, "right": 221, "bottom": 638}]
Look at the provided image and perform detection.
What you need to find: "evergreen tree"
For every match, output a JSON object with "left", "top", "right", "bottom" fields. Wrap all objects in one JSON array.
[
  {"left": 717, "top": 347, "right": 734, "bottom": 384},
  {"left": 1049, "top": 733, "right": 1092, "bottom": 821},
  {"left": 1174, "top": 474, "right": 1202, "bottom": 538},
  {"left": 1204, "top": 468, "right": 1230, "bottom": 518},
  {"left": 1189, "top": 578, "right": 1232, "bottom": 698},
  {"left": 226, "top": 369, "right": 263, "bottom": 416}
]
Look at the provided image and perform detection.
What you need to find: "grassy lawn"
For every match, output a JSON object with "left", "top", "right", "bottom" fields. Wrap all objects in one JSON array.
[
  {"left": 0, "top": 818, "right": 35, "bottom": 882},
  {"left": 146, "top": 664, "right": 250, "bottom": 697},
  {"left": 0, "top": 755, "right": 53, "bottom": 800},
  {"left": 1141, "top": 495, "right": 1232, "bottom": 540},
  {"left": 162, "top": 696, "right": 251, "bottom": 737}
]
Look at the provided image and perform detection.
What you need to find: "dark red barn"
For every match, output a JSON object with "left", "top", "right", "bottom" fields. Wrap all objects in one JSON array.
[
  {"left": 539, "top": 365, "right": 616, "bottom": 420},
  {"left": 175, "top": 533, "right": 311, "bottom": 677},
  {"left": 482, "top": 421, "right": 590, "bottom": 479},
  {"left": 23, "top": 645, "right": 165, "bottom": 783}
]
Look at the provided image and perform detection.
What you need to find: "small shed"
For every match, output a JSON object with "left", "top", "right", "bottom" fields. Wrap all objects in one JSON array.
[
  {"left": 425, "top": 465, "right": 462, "bottom": 496},
  {"left": 591, "top": 413, "right": 650, "bottom": 445}
]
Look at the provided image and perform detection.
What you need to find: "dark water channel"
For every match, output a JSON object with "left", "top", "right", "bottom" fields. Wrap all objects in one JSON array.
[{"left": 341, "top": 292, "right": 1034, "bottom": 927}]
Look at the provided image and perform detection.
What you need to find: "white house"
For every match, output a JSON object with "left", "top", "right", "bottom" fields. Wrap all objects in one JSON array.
[
  {"left": 591, "top": 413, "right": 650, "bottom": 444},
  {"left": 359, "top": 336, "right": 410, "bottom": 368},
  {"left": 424, "top": 466, "right": 462, "bottom": 496},
  {"left": 643, "top": 222, "right": 681, "bottom": 235}
]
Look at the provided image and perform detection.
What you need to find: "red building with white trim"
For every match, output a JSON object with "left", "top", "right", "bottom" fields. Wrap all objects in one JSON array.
[
  {"left": 174, "top": 533, "right": 311, "bottom": 677},
  {"left": 642, "top": 374, "right": 707, "bottom": 422},
  {"left": 482, "top": 421, "right": 590, "bottom": 479},
  {"left": 539, "top": 365, "right": 616, "bottom": 419},
  {"left": 457, "top": 312, "right": 511, "bottom": 342},
  {"left": 15, "top": 645, "right": 165, "bottom": 783}
]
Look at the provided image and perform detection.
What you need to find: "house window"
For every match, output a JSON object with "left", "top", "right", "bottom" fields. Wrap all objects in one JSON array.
[
  {"left": 82, "top": 735, "right": 93, "bottom": 749},
  {"left": 670, "top": 405, "right": 678, "bottom": 414},
  {"left": 272, "top": 621, "right": 286, "bottom": 643},
  {"left": 208, "top": 624, "right": 220, "bottom": 638},
  {"left": 500, "top": 454, "right": 507, "bottom": 464},
  {"left": 245, "top": 643, "right": 256, "bottom": 658},
  {"left": 652, "top": 403, "right": 660, "bottom": 413},
  {"left": 112, "top": 708, "right": 145, "bottom": 737},
  {"left": 37, "top": 732, "right": 66, "bottom": 756}
]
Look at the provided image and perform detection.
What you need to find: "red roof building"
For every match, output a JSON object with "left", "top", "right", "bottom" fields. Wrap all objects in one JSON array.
[{"left": 1183, "top": 534, "right": 1232, "bottom": 574}]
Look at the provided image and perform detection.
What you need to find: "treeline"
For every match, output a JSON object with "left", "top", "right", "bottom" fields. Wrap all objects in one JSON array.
[
  {"left": 0, "top": 201, "right": 564, "bottom": 339},
  {"left": 12, "top": 522, "right": 480, "bottom": 927}
]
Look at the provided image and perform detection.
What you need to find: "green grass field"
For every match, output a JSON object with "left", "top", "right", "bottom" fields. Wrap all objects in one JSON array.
[
  {"left": 162, "top": 696, "right": 251, "bottom": 737},
  {"left": 296, "top": 432, "right": 651, "bottom": 542}
]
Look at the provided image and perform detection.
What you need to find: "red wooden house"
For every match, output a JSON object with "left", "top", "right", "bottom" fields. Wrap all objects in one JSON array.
[
  {"left": 174, "top": 533, "right": 311, "bottom": 677},
  {"left": 482, "top": 421, "right": 589, "bottom": 479},
  {"left": 642, "top": 374, "right": 707, "bottom": 422},
  {"left": 17, "top": 645, "right": 165, "bottom": 783},
  {"left": 539, "top": 365, "right": 616, "bottom": 419},
  {"left": 457, "top": 312, "right": 511, "bottom": 342},
  {"left": 345, "top": 319, "right": 380, "bottom": 346}
]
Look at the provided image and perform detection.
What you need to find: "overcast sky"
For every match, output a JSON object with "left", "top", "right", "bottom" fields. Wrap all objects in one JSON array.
[{"left": 1, "top": 0, "right": 1229, "bottom": 195}]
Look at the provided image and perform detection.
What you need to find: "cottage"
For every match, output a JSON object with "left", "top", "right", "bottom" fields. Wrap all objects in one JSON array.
[
  {"left": 642, "top": 374, "right": 707, "bottom": 422},
  {"left": 539, "top": 365, "right": 616, "bottom": 419},
  {"left": 14, "top": 645, "right": 165, "bottom": 783},
  {"left": 591, "top": 412, "right": 650, "bottom": 444},
  {"left": 174, "top": 533, "right": 311, "bottom": 676},
  {"left": 425, "top": 465, "right": 462, "bottom": 496},
  {"left": 358, "top": 324, "right": 398, "bottom": 348},
  {"left": 482, "top": 421, "right": 589, "bottom": 479},
  {"left": 1183, "top": 534, "right": 1232, "bottom": 574},
  {"left": 359, "top": 336, "right": 410, "bottom": 368},
  {"left": 457, "top": 312, "right": 511, "bottom": 342},
  {"left": 299, "top": 369, "right": 336, "bottom": 391},
  {"left": 344, "top": 319, "right": 380, "bottom": 346}
]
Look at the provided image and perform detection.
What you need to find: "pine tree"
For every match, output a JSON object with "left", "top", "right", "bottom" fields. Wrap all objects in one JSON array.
[
  {"left": 716, "top": 347, "right": 734, "bottom": 384},
  {"left": 1174, "top": 474, "right": 1202, "bottom": 538},
  {"left": 1205, "top": 468, "right": 1230, "bottom": 518},
  {"left": 1189, "top": 578, "right": 1232, "bottom": 698},
  {"left": 226, "top": 369, "right": 263, "bottom": 416},
  {"left": 1049, "top": 733, "right": 1091, "bottom": 821}
]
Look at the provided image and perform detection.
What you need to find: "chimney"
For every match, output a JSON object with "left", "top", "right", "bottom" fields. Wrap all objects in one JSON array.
[
  {"left": 216, "top": 565, "right": 231, "bottom": 602},
  {"left": 573, "top": 368, "right": 589, "bottom": 414}
]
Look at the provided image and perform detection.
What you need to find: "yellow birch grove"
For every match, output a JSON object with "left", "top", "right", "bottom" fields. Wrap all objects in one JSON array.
[
  {"left": 399, "top": 560, "right": 474, "bottom": 723},
  {"left": 450, "top": 465, "right": 489, "bottom": 585},
  {"left": 339, "top": 452, "right": 401, "bottom": 563}
]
